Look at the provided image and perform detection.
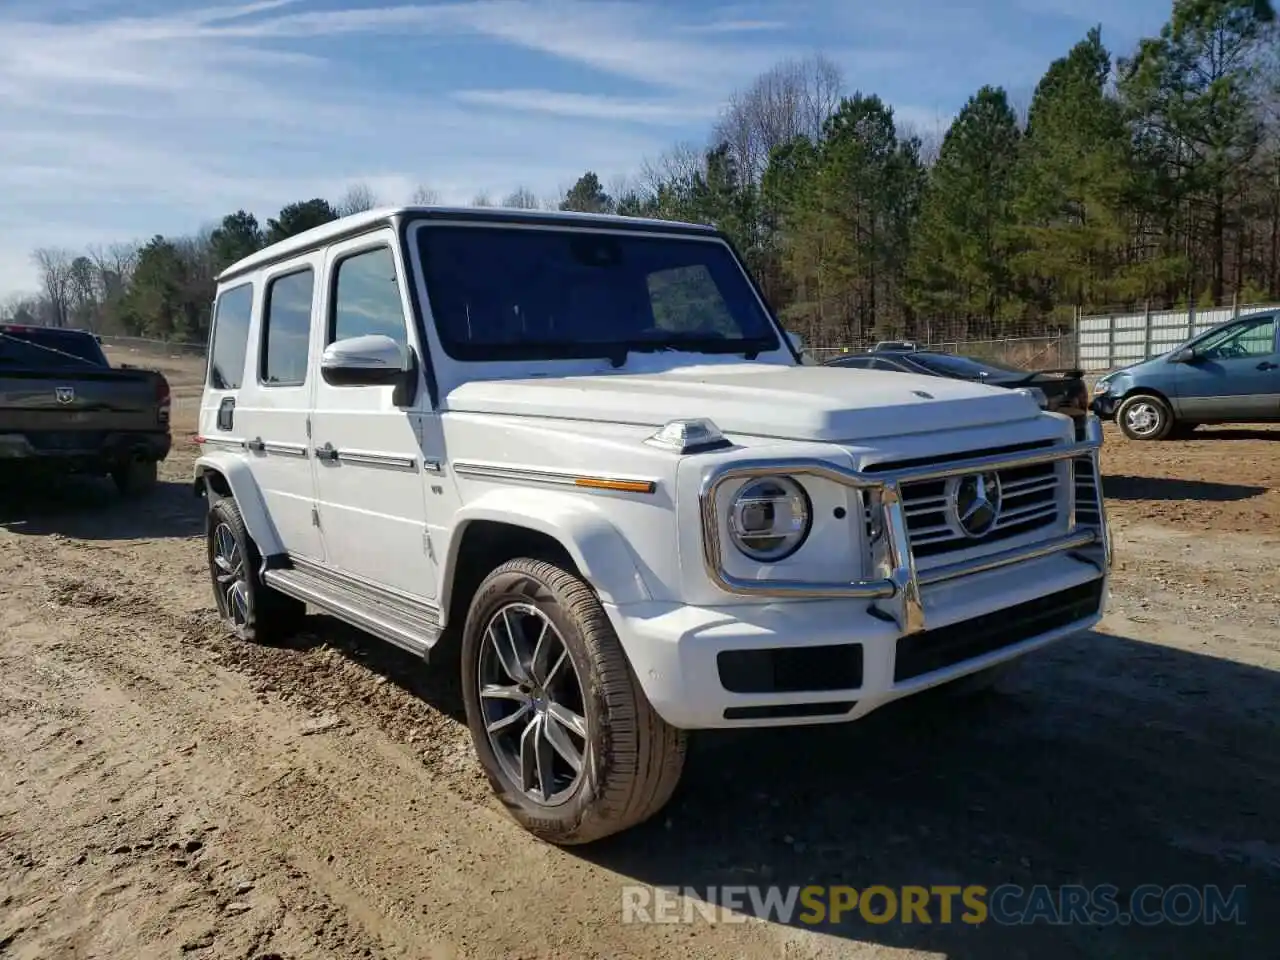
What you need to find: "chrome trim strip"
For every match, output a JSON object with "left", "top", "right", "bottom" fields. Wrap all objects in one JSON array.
[
  {"left": 335, "top": 449, "right": 417, "bottom": 470},
  {"left": 423, "top": 458, "right": 444, "bottom": 474},
  {"left": 915, "top": 529, "right": 1098, "bottom": 586},
  {"left": 263, "top": 441, "right": 309, "bottom": 457},
  {"left": 699, "top": 417, "right": 1109, "bottom": 635},
  {"left": 200, "top": 437, "right": 245, "bottom": 451},
  {"left": 451, "top": 460, "right": 658, "bottom": 491}
]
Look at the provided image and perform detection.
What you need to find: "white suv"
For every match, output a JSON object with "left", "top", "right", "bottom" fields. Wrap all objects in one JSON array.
[{"left": 195, "top": 206, "right": 1111, "bottom": 844}]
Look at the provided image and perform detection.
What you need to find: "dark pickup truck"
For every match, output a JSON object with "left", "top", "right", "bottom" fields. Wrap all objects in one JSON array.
[{"left": 0, "top": 324, "right": 172, "bottom": 494}]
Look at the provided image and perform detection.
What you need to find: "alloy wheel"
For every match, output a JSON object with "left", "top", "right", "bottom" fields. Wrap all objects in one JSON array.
[
  {"left": 477, "top": 602, "right": 589, "bottom": 805},
  {"left": 211, "top": 522, "right": 250, "bottom": 629}
]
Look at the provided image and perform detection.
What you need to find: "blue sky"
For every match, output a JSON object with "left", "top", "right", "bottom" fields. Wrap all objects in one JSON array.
[{"left": 1, "top": 0, "right": 1177, "bottom": 295}]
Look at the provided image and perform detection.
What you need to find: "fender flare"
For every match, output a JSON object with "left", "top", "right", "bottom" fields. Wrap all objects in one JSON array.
[
  {"left": 441, "top": 487, "right": 655, "bottom": 619},
  {"left": 193, "top": 452, "right": 285, "bottom": 558}
]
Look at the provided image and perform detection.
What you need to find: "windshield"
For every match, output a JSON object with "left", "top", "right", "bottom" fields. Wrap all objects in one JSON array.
[
  {"left": 0, "top": 328, "right": 108, "bottom": 368},
  {"left": 414, "top": 225, "right": 782, "bottom": 362},
  {"left": 908, "top": 352, "right": 1023, "bottom": 378}
]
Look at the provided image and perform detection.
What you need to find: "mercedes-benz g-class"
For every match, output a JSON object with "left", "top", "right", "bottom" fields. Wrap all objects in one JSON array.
[{"left": 195, "top": 206, "right": 1111, "bottom": 844}]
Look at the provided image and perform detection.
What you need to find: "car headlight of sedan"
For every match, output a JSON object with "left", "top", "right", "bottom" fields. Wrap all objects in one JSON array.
[
  {"left": 1092, "top": 379, "right": 1111, "bottom": 395},
  {"left": 728, "top": 476, "right": 812, "bottom": 562}
]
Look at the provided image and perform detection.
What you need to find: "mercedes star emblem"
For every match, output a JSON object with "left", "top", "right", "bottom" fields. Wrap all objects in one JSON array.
[{"left": 950, "top": 471, "right": 1002, "bottom": 538}]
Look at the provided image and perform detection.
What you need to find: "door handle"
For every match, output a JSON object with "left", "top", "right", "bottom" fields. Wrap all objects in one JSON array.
[
  {"left": 1258, "top": 361, "right": 1278, "bottom": 371},
  {"left": 314, "top": 442, "right": 339, "bottom": 461}
]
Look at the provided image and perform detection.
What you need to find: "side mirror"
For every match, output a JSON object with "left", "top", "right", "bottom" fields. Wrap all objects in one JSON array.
[
  {"left": 1169, "top": 346, "right": 1196, "bottom": 363},
  {"left": 320, "top": 334, "right": 418, "bottom": 404}
]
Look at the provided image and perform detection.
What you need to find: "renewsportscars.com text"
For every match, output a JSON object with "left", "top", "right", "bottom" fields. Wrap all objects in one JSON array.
[{"left": 621, "top": 883, "right": 1248, "bottom": 927}]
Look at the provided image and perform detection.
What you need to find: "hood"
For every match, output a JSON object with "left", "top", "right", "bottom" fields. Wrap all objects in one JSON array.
[{"left": 444, "top": 362, "right": 1044, "bottom": 442}]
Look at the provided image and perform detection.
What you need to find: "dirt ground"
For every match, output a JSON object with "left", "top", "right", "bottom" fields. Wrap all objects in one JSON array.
[{"left": 0, "top": 350, "right": 1276, "bottom": 959}]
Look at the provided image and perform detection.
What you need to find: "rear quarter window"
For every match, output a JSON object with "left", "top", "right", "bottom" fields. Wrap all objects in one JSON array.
[{"left": 208, "top": 282, "right": 254, "bottom": 390}]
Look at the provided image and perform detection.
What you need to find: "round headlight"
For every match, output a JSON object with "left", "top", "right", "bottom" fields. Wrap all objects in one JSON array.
[{"left": 728, "top": 476, "right": 812, "bottom": 562}]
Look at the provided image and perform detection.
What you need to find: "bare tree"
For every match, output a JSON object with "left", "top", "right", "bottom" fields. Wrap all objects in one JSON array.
[
  {"left": 409, "top": 184, "right": 441, "bottom": 205},
  {"left": 67, "top": 255, "right": 99, "bottom": 330},
  {"left": 501, "top": 186, "right": 539, "bottom": 209},
  {"left": 711, "top": 54, "right": 845, "bottom": 183},
  {"left": 471, "top": 190, "right": 494, "bottom": 207},
  {"left": 335, "top": 182, "right": 380, "bottom": 216},
  {"left": 87, "top": 241, "right": 140, "bottom": 312},
  {"left": 32, "top": 247, "right": 74, "bottom": 327},
  {"left": 0, "top": 293, "right": 43, "bottom": 324},
  {"left": 637, "top": 141, "right": 704, "bottom": 199}
]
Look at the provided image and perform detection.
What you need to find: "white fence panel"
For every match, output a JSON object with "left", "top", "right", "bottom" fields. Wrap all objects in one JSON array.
[{"left": 1075, "top": 303, "right": 1280, "bottom": 370}]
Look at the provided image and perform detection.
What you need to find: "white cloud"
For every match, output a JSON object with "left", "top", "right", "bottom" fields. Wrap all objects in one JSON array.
[
  {"left": 452, "top": 89, "right": 719, "bottom": 125},
  {"left": 677, "top": 19, "right": 789, "bottom": 34},
  {"left": 0, "top": 0, "right": 802, "bottom": 294}
]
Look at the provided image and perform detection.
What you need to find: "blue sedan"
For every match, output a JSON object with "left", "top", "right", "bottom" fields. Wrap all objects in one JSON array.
[{"left": 1091, "top": 310, "right": 1280, "bottom": 440}]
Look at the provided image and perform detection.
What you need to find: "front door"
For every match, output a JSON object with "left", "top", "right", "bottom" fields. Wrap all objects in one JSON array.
[
  {"left": 1173, "top": 312, "right": 1280, "bottom": 421},
  {"left": 309, "top": 232, "right": 438, "bottom": 600},
  {"left": 241, "top": 257, "right": 325, "bottom": 561}
]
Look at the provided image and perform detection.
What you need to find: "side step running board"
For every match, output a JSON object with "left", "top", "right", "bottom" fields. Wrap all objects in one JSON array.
[{"left": 263, "top": 566, "right": 442, "bottom": 659}]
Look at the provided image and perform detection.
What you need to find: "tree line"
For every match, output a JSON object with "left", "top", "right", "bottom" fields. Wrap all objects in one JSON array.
[{"left": 6, "top": 0, "right": 1278, "bottom": 351}]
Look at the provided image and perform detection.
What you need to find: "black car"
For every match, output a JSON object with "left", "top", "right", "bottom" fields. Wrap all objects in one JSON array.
[{"left": 826, "top": 347, "right": 1091, "bottom": 432}]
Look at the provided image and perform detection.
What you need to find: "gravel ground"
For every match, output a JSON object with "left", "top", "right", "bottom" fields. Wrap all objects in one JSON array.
[{"left": 0, "top": 351, "right": 1276, "bottom": 959}]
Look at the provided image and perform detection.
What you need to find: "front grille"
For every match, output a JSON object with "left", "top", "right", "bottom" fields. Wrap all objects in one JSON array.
[
  {"left": 898, "top": 461, "right": 1060, "bottom": 557},
  {"left": 893, "top": 578, "right": 1104, "bottom": 682},
  {"left": 860, "top": 441, "right": 1066, "bottom": 560},
  {"left": 1073, "top": 456, "right": 1102, "bottom": 528}
]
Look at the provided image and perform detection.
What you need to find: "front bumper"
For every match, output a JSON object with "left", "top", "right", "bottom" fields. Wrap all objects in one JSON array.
[
  {"left": 1090, "top": 393, "right": 1118, "bottom": 419},
  {"left": 609, "top": 552, "right": 1106, "bottom": 729},
  {"left": 610, "top": 414, "right": 1112, "bottom": 730}
]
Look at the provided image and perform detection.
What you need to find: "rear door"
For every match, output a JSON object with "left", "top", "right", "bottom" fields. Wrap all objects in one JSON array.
[
  {"left": 238, "top": 258, "right": 326, "bottom": 561},
  {"left": 1173, "top": 313, "right": 1280, "bottom": 421}
]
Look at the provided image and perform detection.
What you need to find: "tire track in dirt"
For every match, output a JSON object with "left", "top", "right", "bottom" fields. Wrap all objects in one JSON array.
[{"left": 3, "top": 512, "right": 862, "bottom": 959}]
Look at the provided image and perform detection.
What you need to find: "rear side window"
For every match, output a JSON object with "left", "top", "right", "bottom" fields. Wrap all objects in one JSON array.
[
  {"left": 208, "top": 283, "right": 253, "bottom": 390},
  {"left": 261, "top": 269, "right": 314, "bottom": 386}
]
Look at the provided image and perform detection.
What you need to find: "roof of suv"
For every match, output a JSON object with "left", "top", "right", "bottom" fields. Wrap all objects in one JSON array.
[{"left": 217, "top": 205, "right": 720, "bottom": 283}]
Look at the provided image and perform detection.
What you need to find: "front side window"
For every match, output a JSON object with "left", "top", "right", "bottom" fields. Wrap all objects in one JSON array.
[
  {"left": 414, "top": 225, "right": 781, "bottom": 362},
  {"left": 330, "top": 247, "right": 408, "bottom": 348},
  {"left": 1196, "top": 315, "right": 1278, "bottom": 360},
  {"left": 207, "top": 282, "right": 253, "bottom": 389},
  {"left": 261, "top": 268, "right": 314, "bottom": 386}
]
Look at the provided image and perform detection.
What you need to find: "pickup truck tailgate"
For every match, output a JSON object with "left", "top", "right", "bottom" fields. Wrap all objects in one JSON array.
[{"left": 0, "top": 369, "right": 163, "bottom": 448}]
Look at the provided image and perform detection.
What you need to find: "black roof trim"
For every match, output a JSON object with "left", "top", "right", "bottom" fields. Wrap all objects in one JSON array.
[{"left": 217, "top": 208, "right": 721, "bottom": 284}]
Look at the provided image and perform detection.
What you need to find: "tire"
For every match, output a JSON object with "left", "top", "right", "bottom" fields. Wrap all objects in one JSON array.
[
  {"left": 1116, "top": 393, "right": 1174, "bottom": 441},
  {"left": 460, "top": 558, "right": 687, "bottom": 845},
  {"left": 206, "top": 496, "right": 304, "bottom": 644},
  {"left": 112, "top": 457, "right": 158, "bottom": 496}
]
